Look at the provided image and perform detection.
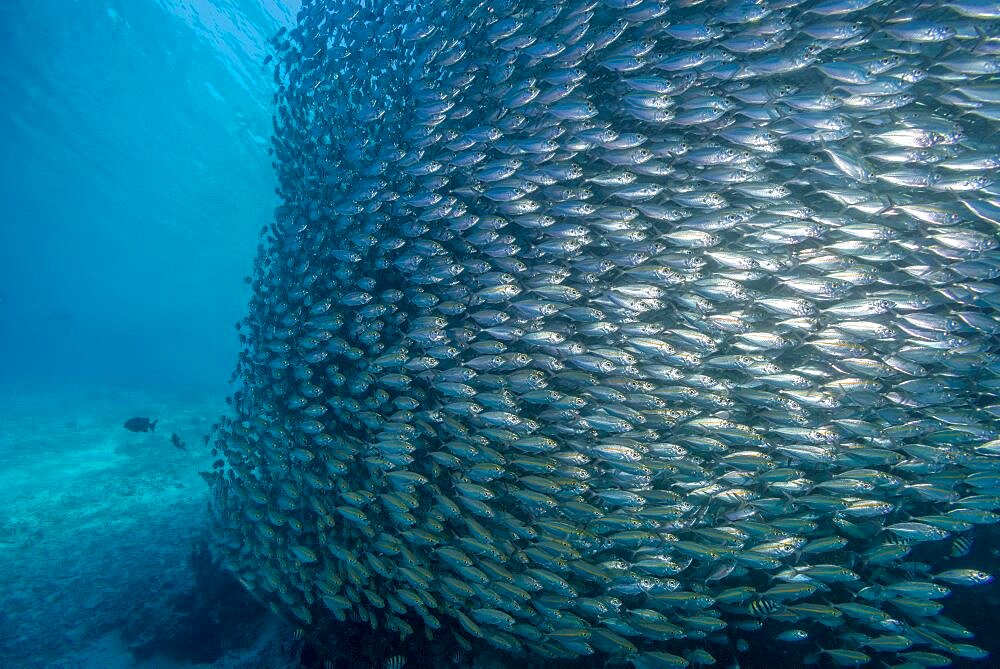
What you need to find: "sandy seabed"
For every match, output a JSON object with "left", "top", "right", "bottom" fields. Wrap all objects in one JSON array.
[{"left": 0, "top": 385, "right": 298, "bottom": 669}]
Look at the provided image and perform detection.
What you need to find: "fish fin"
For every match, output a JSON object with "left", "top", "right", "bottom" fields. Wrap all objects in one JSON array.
[{"left": 883, "top": 194, "right": 898, "bottom": 214}]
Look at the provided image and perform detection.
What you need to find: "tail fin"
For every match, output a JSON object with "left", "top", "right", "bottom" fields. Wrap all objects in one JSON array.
[{"left": 150, "top": 419, "right": 158, "bottom": 432}]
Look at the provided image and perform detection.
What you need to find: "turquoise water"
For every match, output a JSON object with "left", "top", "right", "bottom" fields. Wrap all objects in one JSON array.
[
  {"left": 0, "top": 2, "right": 299, "bottom": 667},
  {"left": 0, "top": 0, "right": 295, "bottom": 391}
]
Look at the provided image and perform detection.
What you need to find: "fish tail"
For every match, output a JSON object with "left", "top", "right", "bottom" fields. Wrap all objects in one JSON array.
[{"left": 150, "top": 419, "right": 157, "bottom": 432}]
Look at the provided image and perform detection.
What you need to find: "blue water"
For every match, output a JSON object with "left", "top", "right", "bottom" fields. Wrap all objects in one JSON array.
[
  {"left": 0, "top": 2, "right": 300, "bottom": 667},
  {"left": 0, "top": 0, "right": 296, "bottom": 392}
]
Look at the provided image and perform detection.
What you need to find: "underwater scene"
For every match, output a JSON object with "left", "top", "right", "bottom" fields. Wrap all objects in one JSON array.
[{"left": 4, "top": 0, "right": 1000, "bottom": 668}]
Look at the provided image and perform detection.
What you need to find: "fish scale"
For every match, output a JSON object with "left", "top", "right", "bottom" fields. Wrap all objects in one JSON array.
[{"left": 209, "top": 0, "right": 1000, "bottom": 665}]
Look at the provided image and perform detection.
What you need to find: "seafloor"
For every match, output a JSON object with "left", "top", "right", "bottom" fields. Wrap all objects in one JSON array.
[
  {"left": 0, "top": 385, "right": 298, "bottom": 669},
  {"left": 1, "top": 385, "right": 998, "bottom": 669}
]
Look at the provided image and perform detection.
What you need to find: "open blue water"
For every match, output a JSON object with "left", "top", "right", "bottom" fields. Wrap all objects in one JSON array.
[
  {"left": 0, "top": 2, "right": 300, "bottom": 667},
  {"left": 0, "top": 0, "right": 296, "bottom": 392}
]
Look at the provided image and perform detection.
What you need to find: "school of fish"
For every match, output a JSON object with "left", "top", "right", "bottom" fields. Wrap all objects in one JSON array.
[{"left": 207, "top": 0, "right": 1000, "bottom": 666}]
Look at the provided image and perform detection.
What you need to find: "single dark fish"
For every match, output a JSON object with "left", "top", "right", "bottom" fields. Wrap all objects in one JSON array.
[
  {"left": 123, "top": 417, "right": 156, "bottom": 433},
  {"left": 170, "top": 433, "right": 187, "bottom": 451}
]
